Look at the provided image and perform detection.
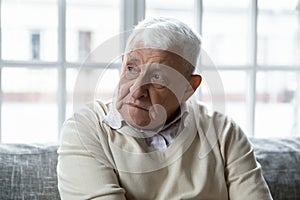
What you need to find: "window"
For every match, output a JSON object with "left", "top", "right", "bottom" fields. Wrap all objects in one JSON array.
[
  {"left": 255, "top": 72, "right": 299, "bottom": 137},
  {"left": 78, "top": 31, "right": 92, "bottom": 61},
  {"left": 31, "top": 32, "right": 41, "bottom": 60},
  {"left": 145, "top": 0, "right": 300, "bottom": 137},
  {"left": 255, "top": 0, "right": 300, "bottom": 136},
  {"left": 0, "top": 0, "right": 299, "bottom": 143},
  {"left": 66, "top": 0, "right": 120, "bottom": 62},
  {"left": 2, "top": 68, "right": 58, "bottom": 143},
  {"left": 202, "top": 0, "right": 250, "bottom": 65},
  {"left": 257, "top": 1, "right": 300, "bottom": 66},
  {"left": 2, "top": 0, "right": 58, "bottom": 61},
  {"left": 146, "top": 0, "right": 196, "bottom": 29},
  {"left": 0, "top": 0, "right": 120, "bottom": 143}
]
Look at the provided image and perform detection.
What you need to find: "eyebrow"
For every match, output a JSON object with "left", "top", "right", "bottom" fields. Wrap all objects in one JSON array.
[
  {"left": 150, "top": 64, "right": 163, "bottom": 71},
  {"left": 126, "top": 56, "right": 140, "bottom": 64}
]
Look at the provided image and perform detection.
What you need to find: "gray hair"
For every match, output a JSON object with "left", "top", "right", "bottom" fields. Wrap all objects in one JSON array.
[{"left": 124, "top": 17, "right": 202, "bottom": 75}]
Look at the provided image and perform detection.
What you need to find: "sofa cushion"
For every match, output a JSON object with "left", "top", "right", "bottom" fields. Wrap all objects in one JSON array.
[
  {"left": 249, "top": 137, "right": 300, "bottom": 200},
  {"left": 0, "top": 143, "right": 59, "bottom": 200}
]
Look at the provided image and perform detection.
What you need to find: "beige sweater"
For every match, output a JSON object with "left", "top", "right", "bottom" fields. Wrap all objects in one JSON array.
[{"left": 57, "top": 100, "right": 273, "bottom": 200}]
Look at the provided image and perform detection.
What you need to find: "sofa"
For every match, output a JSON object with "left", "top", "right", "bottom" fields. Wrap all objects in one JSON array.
[{"left": 0, "top": 137, "right": 299, "bottom": 200}]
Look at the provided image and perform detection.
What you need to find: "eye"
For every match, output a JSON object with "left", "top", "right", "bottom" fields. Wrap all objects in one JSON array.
[
  {"left": 151, "top": 72, "right": 168, "bottom": 88},
  {"left": 127, "top": 66, "right": 137, "bottom": 73},
  {"left": 125, "top": 65, "right": 139, "bottom": 79},
  {"left": 153, "top": 73, "right": 162, "bottom": 80}
]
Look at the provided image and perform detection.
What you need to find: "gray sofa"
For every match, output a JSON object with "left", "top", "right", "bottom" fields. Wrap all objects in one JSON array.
[{"left": 0, "top": 137, "right": 299, "bottom": 200}]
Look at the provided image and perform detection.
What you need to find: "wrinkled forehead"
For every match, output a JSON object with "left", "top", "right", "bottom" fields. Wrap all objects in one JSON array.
[{"left": 124, "top": 48, "right": 184, "bottom": 66}]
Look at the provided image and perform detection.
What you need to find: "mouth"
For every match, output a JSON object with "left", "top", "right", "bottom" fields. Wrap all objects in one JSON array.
[{"left": 126, "top": 102, "right": 149, "bottom": 112}]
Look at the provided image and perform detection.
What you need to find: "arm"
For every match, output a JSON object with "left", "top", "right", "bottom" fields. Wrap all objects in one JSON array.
[
  {"left": 57, "top": 106, "right": 126, "bottom": 200},
  {"left": 220, "top": 120, "right": 273, "bottom": 200}
]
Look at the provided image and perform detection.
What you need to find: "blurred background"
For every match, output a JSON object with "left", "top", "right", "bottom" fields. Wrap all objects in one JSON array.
[{"left": 0, "top": 0, "right": 299, "bottom": 143}]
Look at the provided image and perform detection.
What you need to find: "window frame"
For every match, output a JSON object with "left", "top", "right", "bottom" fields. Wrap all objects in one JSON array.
[
  {"left": 0, "top": 0, "right": 299, "bottom": 142},
  {"left": 0, "top": 0, "right": 145, "bottom": 142}
]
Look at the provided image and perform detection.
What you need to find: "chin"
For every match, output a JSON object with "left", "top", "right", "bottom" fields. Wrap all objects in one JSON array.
[
  {"left": 121, "top": 106, "right": 162, "bottom": 129},
  {"left": 131, "top": 118, "right": 165, "bottom": 130},
  {"left": 128, "top": 117, "right": 151, "bottom": 129}
]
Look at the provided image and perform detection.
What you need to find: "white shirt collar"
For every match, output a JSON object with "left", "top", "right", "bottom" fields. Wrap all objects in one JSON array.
[{"left": 103, "top": 100, "right": 124, "bottom": 129}]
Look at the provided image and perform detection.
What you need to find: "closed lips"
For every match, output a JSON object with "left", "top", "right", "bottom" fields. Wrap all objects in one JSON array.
[{"left": 127, "top": 102, "right": 149, "bottom": 111}]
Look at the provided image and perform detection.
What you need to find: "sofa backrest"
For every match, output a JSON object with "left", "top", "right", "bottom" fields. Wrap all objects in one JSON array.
[
  {"left": 0, "top": 143, "right": 60, "bottom": 200},
  {"left": 249, "top": 137, "right": 300, "bottom": 200},
  {"left": 0, "top": 137, "right": 299, "bottom": 200}
]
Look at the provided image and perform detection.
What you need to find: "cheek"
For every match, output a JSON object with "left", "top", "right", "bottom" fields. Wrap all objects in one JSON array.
[
  {"left": 150, "top": 90, "right": 180, "bottom": 113},
  {"left": 116, "top": 77, "right": 135, "bottom": 110},
  {"left": 118, "top": 78, "right": 134, "bottom": 97},
  {"left": 118, "top": 75, "right": 130, "bottom": 88}
]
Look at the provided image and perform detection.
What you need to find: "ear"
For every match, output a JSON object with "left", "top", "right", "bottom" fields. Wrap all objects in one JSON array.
[
  {"left": 182, "top": 74, "right": 202, "bottom": 101},
  {"left": 121, "top": 54, "right": 127, "bottom": 72},
  {"left": 189, "top": 74, "right": 202, "bottom": 91}
]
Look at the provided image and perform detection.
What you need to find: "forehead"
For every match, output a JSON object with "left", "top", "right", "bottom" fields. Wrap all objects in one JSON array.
[{"left": 125, "top": 49, "right": 183, "bottom": 65}]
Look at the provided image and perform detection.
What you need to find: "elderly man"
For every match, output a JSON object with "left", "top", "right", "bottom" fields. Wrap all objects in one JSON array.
[{"left": 57, "top": 17, "right": 273, "bottom": 199}]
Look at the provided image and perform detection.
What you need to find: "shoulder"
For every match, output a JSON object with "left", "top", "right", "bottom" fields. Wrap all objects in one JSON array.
[
  {"left": 76, "top": 100, "right": 110, "bottom": 120},
  {"left": 66, "top": 100, "right": 111, "bottom": 126},
  {"left": 187, "top": 100, "right": 253, "bottom": 166},
  {"left": 59, "top": 100, "right": 115, "bottom": 166},
  {"left": 187, "top": 100, "right": 240, "bottom": 135},
  {"left": 59, "top": 100, "right": 112, "bottom": 146},
  {"left": 186, "top": 99, "right": 249, "bottom": 149}
]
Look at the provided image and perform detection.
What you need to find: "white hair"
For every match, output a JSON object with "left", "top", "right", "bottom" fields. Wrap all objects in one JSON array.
[{"left": 124, "top": 17, "right": 202, "bottom": 74}]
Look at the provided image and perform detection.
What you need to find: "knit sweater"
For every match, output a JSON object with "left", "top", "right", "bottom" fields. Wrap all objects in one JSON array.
[{"left": 57, "top": 100, "right": 273, "bottom": 200}]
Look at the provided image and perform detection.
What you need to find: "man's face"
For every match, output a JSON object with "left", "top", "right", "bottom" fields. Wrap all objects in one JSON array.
[{"left": 117, "top": 48, "right": 196, "bottom": 129}]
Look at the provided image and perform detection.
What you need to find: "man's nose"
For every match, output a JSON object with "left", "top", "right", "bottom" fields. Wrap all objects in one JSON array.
[{"left": 130, "top": 74, "right": 149, "bottom": 99}]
